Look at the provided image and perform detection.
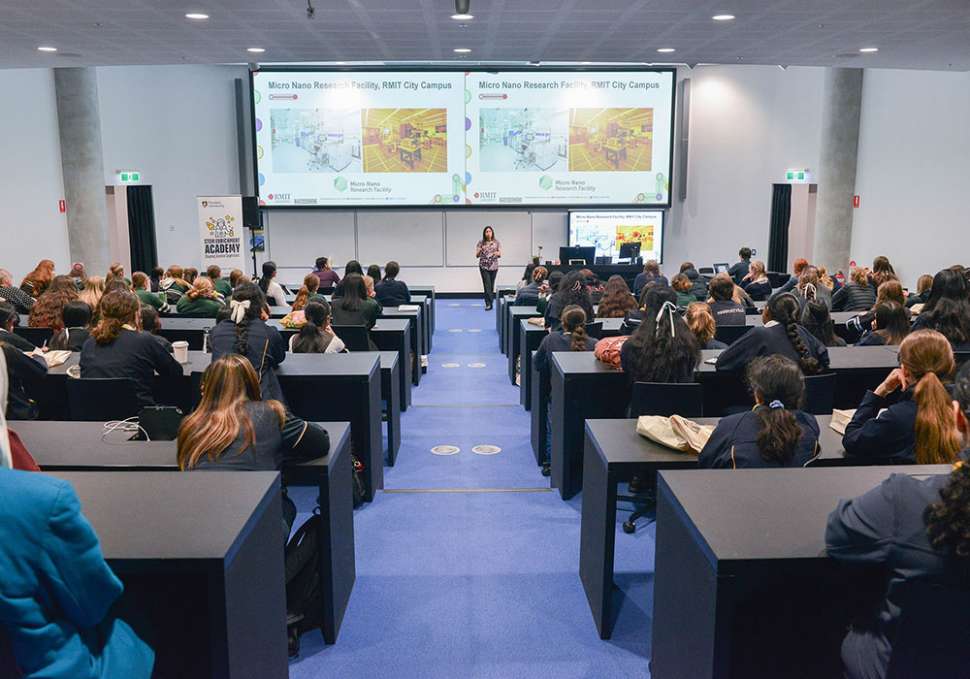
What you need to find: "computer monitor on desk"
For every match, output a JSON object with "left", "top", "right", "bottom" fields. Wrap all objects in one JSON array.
[
  {"left": 618, "top": 242, "right": 641, "bottom": 261},
  {"left": 559, "top": 246, "right": 595, "bottom": 267}
]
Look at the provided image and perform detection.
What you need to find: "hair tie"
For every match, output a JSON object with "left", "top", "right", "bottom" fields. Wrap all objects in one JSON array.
[
  {"left": 229, "top": 299, "right": 251, "bottom": 324},
  {"left": 769, "top": 400, "right": 785, "bottom": 410},
  {"left": 655, "top": 300, "right": 678, "bottom": 338}
]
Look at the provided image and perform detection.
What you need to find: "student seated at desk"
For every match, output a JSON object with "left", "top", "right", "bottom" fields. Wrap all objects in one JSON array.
[
  {"left": 832, "top": 267, "right": 877, "bottom": 312},
  {"left": 332, "top": 260, "right": 363, "bottom": 299},
  {"left": 513, "top": 266, "right": 548, "bottom": 306},
  {"left": 856, "top": 302, "right": 910, "bottom": 347},
  {"left": 290, "top": 301, "right": 345, "bottom": 354},
  {"left": 132, "top": 271, "right": 168, "bottom": 313},
  {"left": 905, "top": 273, "right": 933, "bottom": 310},
  {"left": 311, "top": 256, "right": 340, "bottom": 290},
  {"left": 544, "top": 270, "right": 594, "bottom": 331},
  {"left": 0, "top": 301, "right": 36, "bottom": 352},
  {"left": 825, "top": 361, "right": 970, "bottom": 679},
  {"left": 536, "top": 270, "right": 563, "bottom": 317},
  {"left": 375, "top": 261, "right": 411, "bottom": 308},
  {"left": 801, "top": 299, "right": 846, "bottom": 348},
  {"left": 698, "top": 355, "right": 820, "bottom": 468},
  {"left": 209, "top": 283, "right": 287, "bottom": 403},
  {"left": 79, "top": 290, "right": 183, "bottom": 409},
  {"left": 671, "top": 273, "right": 698, "bottom": 309},
  {"left": 139, "top": 305, "right": 173, "bottom": 353},
  {"left": 1, "top": 340, "right": 47, "bottom": 421},
  {"left": 332, "top": 274, "right": 382, "bottom": 329},
  {"left": 685, "top": 302, "right": 727, "bottom": 350},
  {"left": 910, "top": 268, "right": 970, "bottom": 350},
  {"left": 716, "top": 292, "right": 829, "bottom": 376},
  {"left": 727, "top": 246, "right": 752, "bottom": 286},
  {"left": 28, "top": 276, "right": 78, "bottom": 331},
  {"left": 596, "top": 275, "right": 637, "bottom": 319},
  {"left": 843, "top": 330, "right": 960, "bottom": 463},
  {"left": 158, "top": 266, "right": 190, "bottom": 306},
  {"left": 175, "top": 278, "right": 224, "bottom": 318},
  {"left": 741, "top": 259, "right": 772, "bottom": 301},
  {"left": 49, "top": 301, "right": 92, "bottom": 352},
  {"left": 206, "top": 264, "right": 232, "bottom": 298},
  {"left": 707, "top": 274, "right": 745, "bottom": 325},
  {"left": 258, "top": 261, "right": 288, "bottom": 308},
  {"left": 0, "top": 267, "right": 35, "bottom": 313},
  {"left": 19, "top": 259, "right": 54, "bottom": 299},
  {"left": 632, "top": 259, "right": 668, "bottom": 298},
  {"left": 177, "top": 354, "right": 329, "bottom": 530},
  {"left": 291, "top": 274, "right": 326, "bottom": 312},
  {"left": 621, "top": 287, "right": 700, "bottom": 384}
]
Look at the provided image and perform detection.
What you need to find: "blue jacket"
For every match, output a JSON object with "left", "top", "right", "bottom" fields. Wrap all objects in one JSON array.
[
  {"left": 0, "top": 470, "right": 153, "bottom": 679},
  {"left": 697, "top": 409, "right": 820, "bottom": 468},
  {"left": 843, "top": 389, "right": 916, "bottom": 462}
]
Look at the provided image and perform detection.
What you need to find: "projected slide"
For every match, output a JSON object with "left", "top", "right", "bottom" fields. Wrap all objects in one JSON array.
[
  {"left": 252, "top": 69, "right": 675, "bottom": 207},
  {"left": 569, "top": 210, "right": 665, "bottom": 262},
  {"left": 252, "top": 71, "right": 465, "bottom": 206}
]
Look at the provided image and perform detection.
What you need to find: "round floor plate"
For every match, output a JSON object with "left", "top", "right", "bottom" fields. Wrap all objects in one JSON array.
[
  {"left": 472, "top": 444, "right": 502, "bottom": 456},
  {"left": 467, "top": 362, "right": 486, "bottom": 368},
  {"left": 431, "top": 445, "right": 460, "bottom": 456},
  {"left": 441, "top": 362, "right": 461, "bottom": 368}
]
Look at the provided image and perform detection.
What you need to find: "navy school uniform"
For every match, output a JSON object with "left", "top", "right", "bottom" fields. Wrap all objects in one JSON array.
[
  {"left": 375, "top": 278, "right": 411, "bottom": 307},
  {"left": 697, "top": 409, "right": 821, "bottom": 468},
  {"left": 709, "top": 300, "right": 746, "bottom": 326},
  {"left": 533, "top": 330, "right": 597, "bottom": 398},
  {"left": 714, "top": 322, "right": 830, "bottom": 375},
  {"left": 79, "top": 329, "right": 183, "bottom": 409},
  {"left": 209, "top": 319, "right": 287, "bottom": 403},
  {"left": 842, "top": 389, "right": 916, "bottom": 462},
  {"left": 743, "top": 279, "right": 773, "bottom": 301},
  {"left": 0, "top": 328, "right": 36, "bottom": 352}
]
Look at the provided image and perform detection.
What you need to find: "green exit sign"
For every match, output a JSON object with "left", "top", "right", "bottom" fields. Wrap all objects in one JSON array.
[{"left": 116, "top": 171, "right": 141, "bottom": 183}]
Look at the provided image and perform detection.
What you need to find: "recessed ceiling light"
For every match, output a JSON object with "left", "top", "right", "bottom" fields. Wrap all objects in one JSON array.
[
  {"left": 247, "top": 47, "right": 265, "bottom": 53},
  {"left": 450, "top": 13, "right": 474, "bottom": 20},
  {"left": 712, "top": 14, "right": 735, "bottom": 21},
  {"left": 454, "top": 47, "right": 471, "bottom": 53},
  {"left": 185, "top": 12, "right": 209, "bottom": 20},
  {"left": 859, "top": 47, "right": 879, "bottom": 53},
  {"left": 657, "top": 48, "right": 676, "bottom": 53},
  {"left": 37, "top": 45, "right": 58, "bottom": 52}
]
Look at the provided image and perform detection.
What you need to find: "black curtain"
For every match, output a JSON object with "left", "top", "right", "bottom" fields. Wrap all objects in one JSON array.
[
  {"left": 767, "top": 183, "right": 791, "bottom": 273},
  {"left": 126, "top": 185, "right": 158, "bottom": 274}
]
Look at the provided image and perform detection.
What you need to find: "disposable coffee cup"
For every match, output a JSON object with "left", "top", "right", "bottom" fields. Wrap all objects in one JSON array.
[{"left": 173, "top": 340, "right": 189, "bottom": 363}]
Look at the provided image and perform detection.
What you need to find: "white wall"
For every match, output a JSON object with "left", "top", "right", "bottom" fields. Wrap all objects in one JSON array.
[
  {"left": 852, "top": 69, "right": 970, "bottom": 288},
  {"left": 97, "top": 65, "right": 248, "bottom": 269},
  {"left": 0, "top": 69, "right": 69, "bottom": 282}
]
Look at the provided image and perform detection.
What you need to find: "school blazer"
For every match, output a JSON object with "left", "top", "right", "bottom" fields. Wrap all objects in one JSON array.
[
  {"left": 715, "top": 323, "right": 830, "bottom": 375},
  {"left": 697, "top": 409, "right": 821, "bottom": 469},
  {"left": 843, "top": 389, "right": 917, "bottom": 462}
]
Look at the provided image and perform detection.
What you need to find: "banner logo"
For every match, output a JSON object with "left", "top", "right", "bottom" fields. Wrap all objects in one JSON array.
[{"left": 205, "top": 214, "right": 236, "bottom": 238}]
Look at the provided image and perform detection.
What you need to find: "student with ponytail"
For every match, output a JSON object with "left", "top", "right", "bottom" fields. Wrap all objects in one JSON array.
[
  {"left": 208, "top": 282, "right": 287, "bottom": 402},
  {"left": 534, "top": 304, "right": 598, "bottom": 475},
  {"left": 698, "top": 355, "right": 820, "bottom": 468},
  {"left": 291, "top": 273, "right": 325, "bottom": 311},
  {"left": 716, "top": 292, "right": 829, "bottom": 376},
  {"left": 543, "top": 270, "right": 594, "bottom": 331},
  {"left": 825, "top": 360, "right": 970, "bottom": 679},
  {"left": 290, "top": 300, "right": 345, "bottom": 354},
  {"left": 620, "top": 286, "right": 700, "bottom": 384},
  {"left": 79, "top": 289, "right": 182, "bottom": 408},
  {"left": 843, "top": 329, "right": 960, "bottom": 463}
]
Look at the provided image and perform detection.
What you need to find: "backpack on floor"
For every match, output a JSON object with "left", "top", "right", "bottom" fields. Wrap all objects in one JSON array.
[
  {"left": 352, "top": 454, "right": 366, "bottom": 508},
  {"left": 284, "top": 509, "right": 325, "bottom": 658}
]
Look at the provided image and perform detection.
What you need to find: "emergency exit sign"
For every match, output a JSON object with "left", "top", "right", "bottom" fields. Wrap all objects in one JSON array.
[{"left": 115, "top": 170, "right": 141, "bottom": 183}]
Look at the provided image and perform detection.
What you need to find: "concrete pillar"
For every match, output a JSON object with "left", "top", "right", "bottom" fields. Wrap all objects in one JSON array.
[
  {"left": 812, "top": 68, "right": 863, "bottom": 272},
  {"left": 53, "top": 67, "right": 111, "bottom": 275}
]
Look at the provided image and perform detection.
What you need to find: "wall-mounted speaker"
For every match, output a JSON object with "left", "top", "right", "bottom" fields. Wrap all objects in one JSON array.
[
  {"left": 677, "top": 78, "right": 691, "bottom": 202},
  {"left": 242, "top": 196, "right": 262, "bottom": 228}
]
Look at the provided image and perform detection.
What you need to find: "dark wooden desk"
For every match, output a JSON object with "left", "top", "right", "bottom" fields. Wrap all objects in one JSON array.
[
  {"left": 40, "top": 351, "right": 384, "bottom": 502},
  {"left": 409, "top": 285, "right": 435, "bottom": 334},
  {"left": 653, "top": 465, "right": 950, "bottom": 678},
  {"left": 372, "top": 319, "right": 413, "bottom": 409},
  {"left": 379, "top": 306, "right": 423, "bottom": 385},
  {"left": 48, "top": 470, "right": 288, "bottom": 678},
  {"left": 579, "top": 416, "right": 848, "bottom": 640},
  {"left": 505, "top": 306, "right": 542, "bottom": 384},
  {"left": 378, "top": 351, "right": 402, "bottom": 465},
  {"left": 19, "top": 420, "right": 356, "bottom": 645},
  {"left": 530, "top": 351, "right": 546, "bottom": 466},
  {"left": 548, "top": 347, "right": 901, "bottom": 500},
  {"left": 409, "top": 294, "right": 432, "bottom": 354}
]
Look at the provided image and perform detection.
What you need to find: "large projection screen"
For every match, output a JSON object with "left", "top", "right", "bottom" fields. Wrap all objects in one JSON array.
[{"left": 251, "top": 68, "right": 676, "bottom": 208}]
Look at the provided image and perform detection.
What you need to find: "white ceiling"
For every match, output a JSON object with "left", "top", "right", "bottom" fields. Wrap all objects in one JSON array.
[{"left": 1, "top": 0, "right": 968, "bottom": 70}]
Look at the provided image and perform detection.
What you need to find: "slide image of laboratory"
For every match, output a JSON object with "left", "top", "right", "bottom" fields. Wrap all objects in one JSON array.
[
  {"left": 568, "top": 109, "right": 653, "bottom": 172},
  {"left": 269, "top": 108, "right": 362, "bottom": 173},
  {"left": 477, "top": 109, "right": 568, "bottom": 172},
  {"left": 361, "top": 109, "right": 448, "bottom": 173}
]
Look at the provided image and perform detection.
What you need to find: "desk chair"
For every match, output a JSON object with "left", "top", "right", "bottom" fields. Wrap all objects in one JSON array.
[
  {"left": 66, "top": 378, "right": 140, "bottom": 421},
  {"left": 803, "top": 372, "right": 836, "bottom": 414},
  {"left": 714, "top": 324, "right": 752, "bottom": 345},
  {"left": 954, "top": 350, "right": 970, "bottom": 369},
  {"left": 585, "top": 321, "right": 604, "bottom": 339},
  {"left": 332, "top": 325, "right": 371, "bottom": 352},
  {"left": 13, "top": 326, "right": 53, "bottom": 347},
  {"left": 623, "top": 382, "right": 704, "bottom": 533},
  {"left": 885, "top": 581, "right": 970, "bottom": 679}
]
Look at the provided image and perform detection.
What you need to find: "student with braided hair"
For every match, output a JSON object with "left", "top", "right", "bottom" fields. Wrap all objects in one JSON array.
[
  {"left": 825, "top": 359, "right": 970, "bottom": 679},
  {"left": 208, "top": 282, "right": 287, "bottom": 402},
  {"left": 843, "top": 330, "right": 960, "bottom": 463},
  {"left": 620, "top": 286, "right": 700, "bottom": 384},
  {"left": 716, "top": 292, "right": 829, "bottom": 376},
  {"left": 698, "top": 355, "right": 820, "bottom": 468}
]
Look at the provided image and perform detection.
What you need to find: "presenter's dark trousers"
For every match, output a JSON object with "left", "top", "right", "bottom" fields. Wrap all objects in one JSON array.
[{"left": 480, "top": 268, "right": 497, "bottom": 308}]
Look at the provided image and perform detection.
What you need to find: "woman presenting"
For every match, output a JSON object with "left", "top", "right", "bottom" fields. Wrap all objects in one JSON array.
[{"left": 476, "top": 226, "right": 501, "bottom": 310}]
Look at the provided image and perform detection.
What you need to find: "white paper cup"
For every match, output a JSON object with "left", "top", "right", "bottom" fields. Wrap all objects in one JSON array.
[{"left": 172, "top": 340, "right": 189, "bottom": 364}]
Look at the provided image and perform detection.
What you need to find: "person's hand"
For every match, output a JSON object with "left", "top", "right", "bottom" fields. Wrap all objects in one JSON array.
[{"left": 874, "top": 368, "right": 905, "bottom": 397}]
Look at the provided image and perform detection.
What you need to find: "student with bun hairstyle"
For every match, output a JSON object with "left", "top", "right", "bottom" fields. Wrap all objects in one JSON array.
[
  {"left": 79, "top": 290, "right": 182, "bottom": 408},
  {"left": 621, "top": 286, "right": 700, "bottom": 384},
  {"left": 514, "top": 265, "right": 549, "bottom": 305},
  {"left": 698, "top": 355, "right": 820, "bottom": 468},
  {"left": 290, "top": 300, "right": 345, "bottom": 354},
  {"left": 825, "top": 360, "right": 970, "bottom": 679},
  {"left": 716, "top": 292, "right": 829, "bottom": 376},
  {"left": 175, "top": 277, "right": 224, "bottom": 318},
  {"left": 843, "top": 329, "right": 960, "bottom": 463}
]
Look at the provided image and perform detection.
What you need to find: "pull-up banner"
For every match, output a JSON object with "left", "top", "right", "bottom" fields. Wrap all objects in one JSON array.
[{"left": 197, "top": 195, "right": 246, "bottom": 272}]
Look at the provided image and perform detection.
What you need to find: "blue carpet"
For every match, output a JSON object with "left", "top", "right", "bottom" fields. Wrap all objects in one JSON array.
[{"left": 289, "top": 299, "right": 654, "bottom": 678}]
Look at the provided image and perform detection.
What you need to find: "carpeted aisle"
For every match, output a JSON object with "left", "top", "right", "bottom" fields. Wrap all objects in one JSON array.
[{"left": 289, "top": 298, "right": 655, "bottom": 678}]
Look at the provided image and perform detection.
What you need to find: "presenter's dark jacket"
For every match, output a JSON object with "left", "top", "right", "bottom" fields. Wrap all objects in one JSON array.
[
  {"left": 697, "top": 409, "right": 820, "bottom": 469},
  {"left": 0, "top": 328, "right": 36, "bottom": 352},
  {"left": 632, "top": 273, "right": 669, "bottom": 298},
  {"left": 543, "top": 292, "right": 594, "bottom": 332},
  {"left": 727, "top": 259, "right": 750, "bottom": 286},
  {"left": 715, "top": 321, "right": 830, "bottom": 375},
  {"left": 332, "top": 298, "right": 382, "bottom": 330},
  {"left": 0, "top": 285, "right": 36, "bottom": 313},
  {"left": 375, "top": 278, "right": 411, "bottom": 307},
  {"left": 0, "top": 469, "right": 155, "bottom": 679},
  {"left": 843, "top": 389, "right": 916, "bottom": 462},
  {"left": 209, "top": 319, "right": 287, "bottom": 403},
  {"left": 533, "top": 330, "right": 597, "bottom": 398},
  {"left": 2, "top": 342, "right": 47, "bottom": 420},
  {"left": 175, "top": 295, "right": 223, "bottom": 318},
  {"left": 832, "top": 282, "right": 877, "bottom": 312},
  {"left": 709, "top": 300, "right": 746, "bottom": 326},
  {"left": 825, "top": 469, "right": 964, "bottom": 679},
  {"left": 79, "top": 329, "right": 183, "bottom": 409},
  {"left": 743, "top": 279, "right": 772, "bottom": 301}
]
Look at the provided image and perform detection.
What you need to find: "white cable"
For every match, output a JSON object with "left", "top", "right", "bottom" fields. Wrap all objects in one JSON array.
[{"left": 102, "top": 417, "right": 151, "bottom": 442}]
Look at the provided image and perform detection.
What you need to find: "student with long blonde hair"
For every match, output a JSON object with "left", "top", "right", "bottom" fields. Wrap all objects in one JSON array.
[
  {"left": 843, "top": 330, "right": 961, "bottom": 463},
  {"left": 78, "top": 276, "right": 106, "bottom": 312}
]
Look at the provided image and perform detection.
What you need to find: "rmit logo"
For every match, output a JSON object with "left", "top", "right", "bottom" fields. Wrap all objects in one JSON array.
[
  {"left": 477, "top": 191, "right": 497, "bottom": 200},
  {"left": 270, "top": 193, "right": 291, "bottom": 201}
]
